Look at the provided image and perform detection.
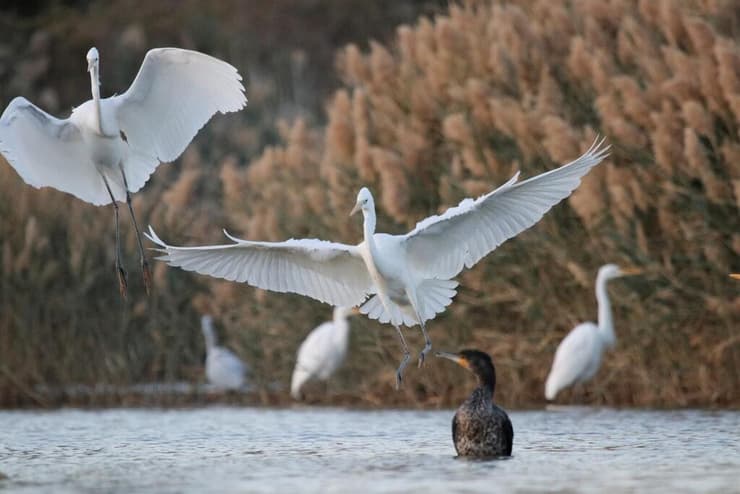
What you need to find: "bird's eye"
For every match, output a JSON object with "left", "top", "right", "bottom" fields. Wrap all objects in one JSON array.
[{"left": 363, "top": 199, "right": 368, "bottom": 205}]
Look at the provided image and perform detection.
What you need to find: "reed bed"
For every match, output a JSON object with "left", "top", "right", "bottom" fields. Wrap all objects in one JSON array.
[{"left": 0, "top": 0, "right": 738, "bottom": 408}]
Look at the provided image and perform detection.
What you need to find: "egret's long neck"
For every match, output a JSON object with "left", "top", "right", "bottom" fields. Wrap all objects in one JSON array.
[
  {"left": 332, "top": 314, "right": 350, "bottom": 350},
  {"left": 202, "top": 323, "right": 217, "bottom": 352},
  {"left": 595, "top": 274, "right": 616, "bottom": 348},
  {"left": 89, "top": 66, "right": 103, "bottom": 134},
  {"left": 363, "top": 208, "right": 378, "bottom": 254}
]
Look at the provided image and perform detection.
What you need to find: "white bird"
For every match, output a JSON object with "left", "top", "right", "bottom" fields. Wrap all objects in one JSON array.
[
  {"left": 0, "top": 47, "right": 246, "bottom": 296},
  {"left": 201, "top": 315, "right": 248, "bottom": 391},
  {"left": 544, "top": 264, "right": 642, "bottom": 401},
  {"left": 146, "top": 138, "right": 610, "bottom": 387},
  {"left": 290, "top": 306, "right": 359, "bottom": 400}
]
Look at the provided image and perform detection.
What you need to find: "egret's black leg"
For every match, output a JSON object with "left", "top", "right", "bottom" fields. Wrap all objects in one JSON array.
[
  {"left": 393, "top": 325, "right": 411, "bottom": 390},
  {"left": 101, "top": 174, "right": 127, "bottom": 298},
  {"left": 417, "top": 321, "right": 432, "bottom": 368},
  {"left": 119, "top": 164, "right": 151, "bottom": 294}
]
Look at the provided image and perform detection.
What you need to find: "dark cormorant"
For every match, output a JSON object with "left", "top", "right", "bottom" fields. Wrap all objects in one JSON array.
[{"left": 436, "top": 349, "right": 513, "bottom": 458}]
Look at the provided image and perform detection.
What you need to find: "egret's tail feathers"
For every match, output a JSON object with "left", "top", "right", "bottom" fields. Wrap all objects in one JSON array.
[
  {"left": 360, "top": 279, "right": 458, "bottom": 327},
  {"left": 290, "top": 367, "right": 311, "bottom": 400}
]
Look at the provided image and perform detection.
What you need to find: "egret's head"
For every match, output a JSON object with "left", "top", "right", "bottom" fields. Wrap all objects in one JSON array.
[
  {"left": 86, "top": 47, "right": 99, "bottom": 72},
  {"left": 436, "top": 349, "right": 496, "bottom": 391},
  {"left": 598, "top": 263, "right": 642, "bottom": 281},
  {"left": 334, "top": 306, "right": 361, "bottom": 320},
  {"left": 350, "top": 187, "right": 374, "bottom": 217}
]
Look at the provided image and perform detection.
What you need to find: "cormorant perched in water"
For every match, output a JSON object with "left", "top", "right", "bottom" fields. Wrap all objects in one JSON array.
[{"left": 436, "top": 349, "right": 513, "bottom": 458}]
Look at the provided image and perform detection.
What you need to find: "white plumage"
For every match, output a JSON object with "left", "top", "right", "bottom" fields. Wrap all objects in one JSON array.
[
  {"left": 201, "top": 315, "right": 248, "bottom": 391},
  {"left": 147, "top": 138, "right": 610, "bottom": 386},
  {"left": 0, "top": 47, "right": 246, "bottom": 295},
  {"left": 290, "top": 306, "right": 357, "bottom": 400},
  {"left": 545, "top": 264, "right": 641, "bottom": 401}
]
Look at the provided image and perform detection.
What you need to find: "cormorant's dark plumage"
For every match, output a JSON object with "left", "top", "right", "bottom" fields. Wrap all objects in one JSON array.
[{"left": 437, "top": 349, "right": 513, "bottom": 457}]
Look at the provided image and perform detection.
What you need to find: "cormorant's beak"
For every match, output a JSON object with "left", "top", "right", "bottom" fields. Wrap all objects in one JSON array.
[
  {"left": 620, "top": 267, "right": 642, "bottom": 276},
  {"left": 435, "top": 351, "right": 470, "bottom": 370},
  {"left": 730, "top": 274, "right": 740, "bottom": 280},
  {"left": 349, "top": 203, "right": 361, "bottom": 217}
]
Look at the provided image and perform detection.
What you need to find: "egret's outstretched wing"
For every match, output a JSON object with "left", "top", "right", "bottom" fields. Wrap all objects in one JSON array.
[
  {"left": 113, "top": 47, "right": 246, "bottom": 168},
  {"left": 146, "top": 226, "right": 373, "bottom": 307},
  {"left": 403, "top": 138, "right": 610, "bottom": 279},
  {"left": 0, "top": 97, "right": 111, "bottom": 205},
  {"left": 544, "top": 322, "right": 600, "bottom": 399}
]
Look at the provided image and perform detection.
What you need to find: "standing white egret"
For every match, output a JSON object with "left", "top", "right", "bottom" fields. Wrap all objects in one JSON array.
[
  {"left": 0, "top": 47, "right": 246, "bottom": 296},
  {"left": 201, "top": 315, "right": 248, "bottom": 391},
  {"left": 290, "top": 306, "right": 359, "bottom": 400},
  {"left": 544, "top": 264, "right": 641, "bottom": 401},
  {"left": 146, "top": 138, "right": 609, "bottom": 387}
]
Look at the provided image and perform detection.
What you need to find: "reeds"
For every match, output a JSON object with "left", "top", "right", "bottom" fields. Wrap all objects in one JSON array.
[{"left": 0, "top": 0, "right": 738, "bottom": 408}]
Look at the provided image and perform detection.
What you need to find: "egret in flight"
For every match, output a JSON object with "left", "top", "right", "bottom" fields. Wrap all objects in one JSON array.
[
  {"left": 436, "top": 349, "right": 513, "bottom": 457},
  {"left": 544, "top": 264, "right": 641, "bottom": 401},
  {"left": 290, "top": 306, "right": 359, "bottom": 400},
  {"left": 146, "top": 138, "right": 609, "bottom": 387},
  {"left": 201, "top": 315, "right": 248, "bottom": 391},
  {"left": 0, "top": 47, "right": 246, "bottom": 296}
]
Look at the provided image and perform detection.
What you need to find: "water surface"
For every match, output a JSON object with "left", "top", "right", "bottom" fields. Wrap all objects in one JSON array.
[{"left": 1, "top": 407, "right": 738, "bottom": 493}]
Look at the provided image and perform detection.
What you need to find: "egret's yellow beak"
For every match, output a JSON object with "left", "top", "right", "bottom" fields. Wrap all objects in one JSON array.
[
  {"left": 435, "top": 351, "right": 470, "bottom": 370},
  {"left": 730, "top": 273, "right": 740, "bottom": 280},
  {"left": 350, "top": 203, "right": 361, "bottom": 217},
  {"left": 620, "top": 267, "right": 642, "bottom": 276}
]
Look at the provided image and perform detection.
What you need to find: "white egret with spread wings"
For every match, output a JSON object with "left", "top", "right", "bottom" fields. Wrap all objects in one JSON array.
[
  {"left": 0, "top": 47, "right": 246, "bottom": 296},
  {"left": 147, "top": 138, "right": 610, "bottom": 387}
]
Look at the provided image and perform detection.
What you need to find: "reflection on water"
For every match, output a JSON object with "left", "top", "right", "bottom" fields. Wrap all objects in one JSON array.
[{"left": 1, "top": 407, "right": 739, "bottom": 493}]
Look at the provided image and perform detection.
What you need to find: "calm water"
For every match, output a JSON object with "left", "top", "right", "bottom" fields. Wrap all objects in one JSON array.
[{"left": 1, "top": 407, "right": 739, "bottom": 493}]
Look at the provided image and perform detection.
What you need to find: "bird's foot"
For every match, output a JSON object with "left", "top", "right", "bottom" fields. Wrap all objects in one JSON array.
[
  {"left": 417, "top": 343, "right": 432, "bottom": 368},
  {"left": 141, "top": 258, "right": 152, "bottom": 295},
  {"left": 116, "top": 265, "right": 128, "bottom": 299},
  {"left": 395, "top": 352, "right": 411, "bottom": 390}
]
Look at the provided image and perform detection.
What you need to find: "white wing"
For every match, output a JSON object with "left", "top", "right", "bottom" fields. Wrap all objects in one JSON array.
[
  {"left": 112, "top": 48, "right": 246, "bottom": 171},
  {"left": 403, "top": 138, "right": 610, "bottom": 279},
  {"left": 146, "top": 226, "right": 373, "bottom": 307},
  {"left": 545, "top": 322, "right": 601, "bottom": 399},
  {"left": 0, "top": 97, "right": 111, "bottom": 205}
]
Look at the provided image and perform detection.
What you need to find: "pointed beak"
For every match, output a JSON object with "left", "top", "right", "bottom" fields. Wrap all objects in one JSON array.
[
  {"left": 730, "top": 274, "right": 740, "bottom": 280},
  {"left": 620, "top": 267, "right": 642, "bottom": 276},
  {"left": 435, "top": 351, "right": 469, "bottom": 369},
  {"left": 350, "top": 203, "right": 361, "bottom": 217}
]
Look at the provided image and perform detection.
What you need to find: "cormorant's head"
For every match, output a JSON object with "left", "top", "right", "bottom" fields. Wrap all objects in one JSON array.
[{"left": 436, "top": 349, "right": 496, "bottom": 393}]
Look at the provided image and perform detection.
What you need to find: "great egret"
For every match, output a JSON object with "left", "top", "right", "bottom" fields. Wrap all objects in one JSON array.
[
  {"left": 544, "top": 264, "right": 641, "bottom": 401},
  {"left": 436, "top": 349, "right": 513, "bottom": 457},
  {"left": 201, "top": 315, "right": 248, "bottom": 391},
  {"left": 0, "top": 47, "right": 246, "bottom": 296},
  {"left": 290, "top": 306, "right": 359, "bottom": 400},
  {"left": 146, "top": 138, "right": 609, "bottom": 387}
]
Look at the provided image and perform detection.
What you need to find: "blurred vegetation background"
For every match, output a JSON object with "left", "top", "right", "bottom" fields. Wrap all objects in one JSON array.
[{"left": 0, "top": 0, "right": 737, "bottom": 409}]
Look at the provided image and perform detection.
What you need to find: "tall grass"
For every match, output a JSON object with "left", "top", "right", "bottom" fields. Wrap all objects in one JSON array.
[{"left": 1, "top": 0, "right": 738, "bottom": 408}]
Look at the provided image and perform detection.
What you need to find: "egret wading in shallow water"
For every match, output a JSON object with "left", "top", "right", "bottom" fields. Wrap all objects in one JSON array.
[
  {"left": 437, "top": 349, "right": 513, "bottom": 457},
  {"left": 0, "top": 47, "right": 246, "bottom": 296},
  {"left": 146, "top": 138, "right": 609, "bottom": 387},
  {"left": 291, "top": 306, "right": 359, "bottom": 400},
  {"left": 545, "top": 264, "right": 642, "bottom": 401},
  {"left": 201, "top": 315, "right": 248, "bottom": 391}
]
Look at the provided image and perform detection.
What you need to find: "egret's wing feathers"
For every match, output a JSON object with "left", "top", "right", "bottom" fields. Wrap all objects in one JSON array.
[
  {"left": 0, "top": 97, "right": 110, "bottom": 205},
  {"left": 403, "top": 138, "right": 609, "bottom": 279},
  {"left": 113, "top": 48, "right": 246, "bottom": 183},
  {"left": 146, "top": 226, "right": 372, "bottom": 307}
]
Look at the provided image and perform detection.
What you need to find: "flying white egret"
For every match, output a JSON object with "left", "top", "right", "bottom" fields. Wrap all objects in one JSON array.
[
  {"left": 201, "top": 315, "right": 248, "bottom": 391},
  {"left": 290, "top": 306, "right": 359, "bottom": 400},
  {"left": 0, "top": 47, "right": 246, "bottom": 296},
  {"left": 544, "top": 264, "right": 641, "bottom": 401},
  {"left": 146, "top": 138, "right": 610, "bottom": 387}
]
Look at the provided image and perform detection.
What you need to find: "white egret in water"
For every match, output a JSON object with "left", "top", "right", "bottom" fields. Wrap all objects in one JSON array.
[
  {"left": 0, "top": 47, "right": 246, "bottom": 296},
  {"left": 544, "top": 264, "right": 641, "bottom": 401},
  {"left": 290, "top": 306, "right": 359, "bottom": 400},
  {"left": 201, "top": 315, "right": 248, "bottom": 391},
  {"left": 146, "top": 138, "right": 609, "bottom": 387}
]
